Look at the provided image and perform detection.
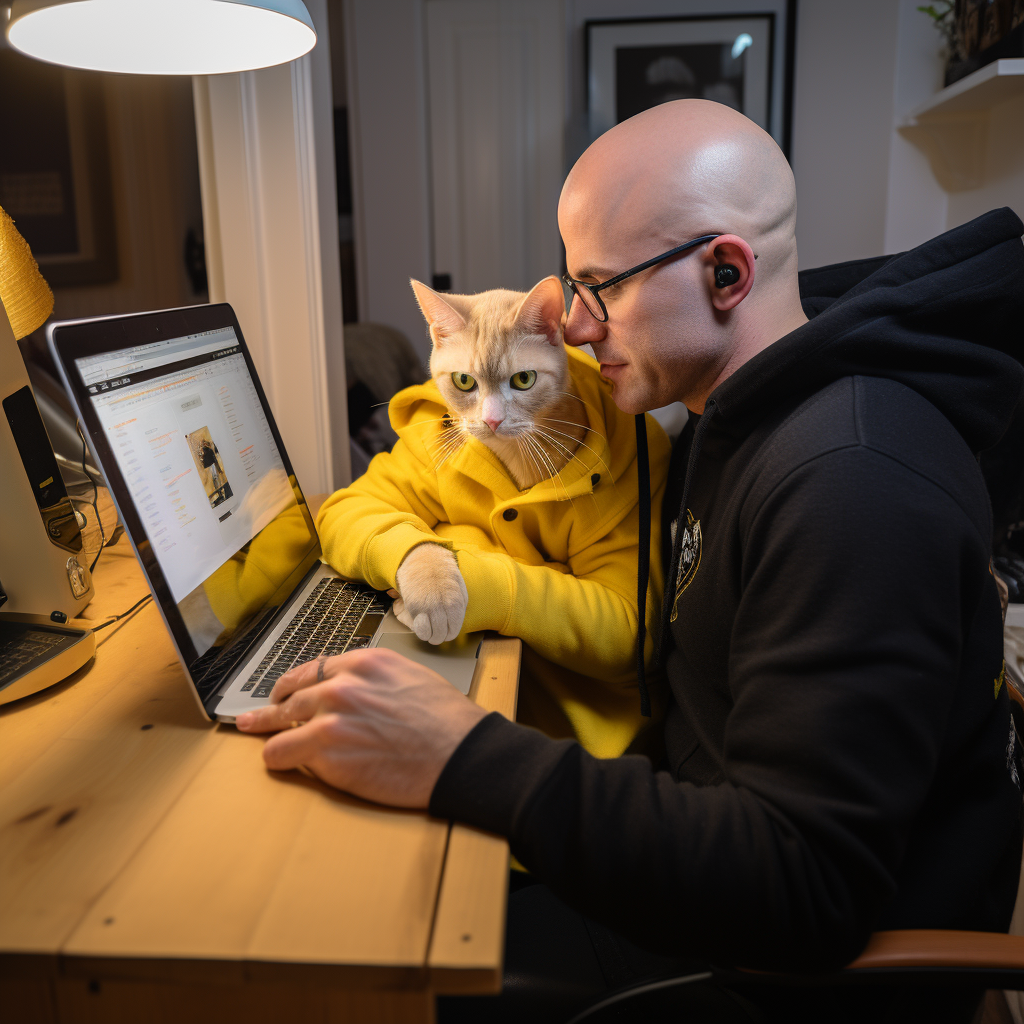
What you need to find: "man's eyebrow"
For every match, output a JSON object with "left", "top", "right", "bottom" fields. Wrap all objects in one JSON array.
[{"left": 570, "top": 265, "right": 613, "bottom": 283}]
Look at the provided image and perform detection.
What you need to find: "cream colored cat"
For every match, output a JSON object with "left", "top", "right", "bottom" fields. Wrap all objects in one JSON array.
[
  {"left": 315, "top": 274, "right": 668, "bottom": 757},
  {"left": 392, "top": 275, "right": 587, "bottom": 642}
]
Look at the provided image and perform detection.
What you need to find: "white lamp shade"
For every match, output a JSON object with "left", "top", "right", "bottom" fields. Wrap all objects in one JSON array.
[{"left": 6, "top": 0, "right": 317, "bottom": 75}]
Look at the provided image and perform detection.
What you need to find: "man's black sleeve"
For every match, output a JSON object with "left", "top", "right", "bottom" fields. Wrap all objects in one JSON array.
[{"left": 429, "top": 444, "right": 1004, "bottom": 971}]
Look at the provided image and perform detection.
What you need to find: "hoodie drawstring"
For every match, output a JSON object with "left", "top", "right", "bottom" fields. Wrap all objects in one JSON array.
[{"left": 635, "top": 413, "right": 652, "bottom": 717}]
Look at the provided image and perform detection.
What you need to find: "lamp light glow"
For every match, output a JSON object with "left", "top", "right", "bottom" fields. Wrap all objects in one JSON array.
[{"left": 6, "top": 0, "right": 316, "bottom": 76}]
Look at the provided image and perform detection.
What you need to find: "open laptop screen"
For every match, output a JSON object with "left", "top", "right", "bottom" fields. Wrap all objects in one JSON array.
[{"left": 52, "top": 306, "right": 321, "bottom": 702}]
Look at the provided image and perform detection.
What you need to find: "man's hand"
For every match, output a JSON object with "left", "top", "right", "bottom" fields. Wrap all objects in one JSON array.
[
  {"left": 393, "top": 542, "right": 468, "bottom": 643},
  {"left": 234, "top": 647, "right": 487, "bottom": 807}
]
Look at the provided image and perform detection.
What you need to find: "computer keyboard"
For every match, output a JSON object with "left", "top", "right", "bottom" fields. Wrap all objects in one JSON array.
[
  {"left": 0, "top": 624, "right": 70, "bottom": 689},
  {"left": 242, "top": 579, "right": 390, "bottom": 698}
]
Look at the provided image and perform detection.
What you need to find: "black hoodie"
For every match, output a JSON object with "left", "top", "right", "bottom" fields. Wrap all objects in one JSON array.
[{"left": 429, "top": 208, "right": 1024, "bottom": 971}]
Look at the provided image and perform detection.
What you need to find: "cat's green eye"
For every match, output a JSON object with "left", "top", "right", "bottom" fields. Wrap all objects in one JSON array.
[
  {"left": 451, "top": 372, "right": 477, "bottom": 392},
  {"left": 510, "top": 370, "right": 537, "bottom": 391}
]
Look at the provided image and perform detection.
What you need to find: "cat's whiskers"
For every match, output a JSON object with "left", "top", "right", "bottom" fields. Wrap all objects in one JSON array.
[
  {"left": 423, "top": 422, "right": 463, "bottom": 448},
  {"left": 402, "top": 416, "right": 460, "bottom": 431},
  {"left": 530, "top": 426, "right": 579, "bottom": 465},
  {"left": 425, "top": 420, "right": 468, "bottom": 471},
  {"left": 520, "top": 432, "right": 554, "bottom": 490},
  {"left": 424, "top": 436, "right": 459, "bottom": 459},
  {"left": 529, "top": 430, "right": 596, "bottom": 507},
  {"left": 555, "top": 390, "right": 607, "bottom": 423},
  {"left": 533, "top": 423, "right": 617, "bottom": 484},
  {"left": 526, "top": 434, "right": 577, "bottom": 510},
  {"left": 537, "top": 415, "right": 604, "bottom": 438},
  {"left": 514, "top": 435, "right": 547, "bottom": 491}
]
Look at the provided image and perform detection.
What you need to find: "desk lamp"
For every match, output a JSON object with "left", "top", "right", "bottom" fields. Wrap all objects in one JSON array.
[{"left": 5, "top": 0, "right": 316, "bottom": 75}]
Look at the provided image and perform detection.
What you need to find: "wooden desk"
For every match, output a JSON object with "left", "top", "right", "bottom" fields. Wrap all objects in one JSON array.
[{"left": 0, "top": 498, "right": 519, "bottom": 1023}]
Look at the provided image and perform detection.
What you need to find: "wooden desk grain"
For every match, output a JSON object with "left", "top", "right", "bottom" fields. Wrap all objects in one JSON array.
[{"left": 0, "top": 494, "right": 519, "bottom": 1023}]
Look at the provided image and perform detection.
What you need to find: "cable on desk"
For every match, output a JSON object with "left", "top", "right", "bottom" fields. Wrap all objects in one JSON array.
[
  {"left": 76, "top": 419, "right": 105, "bottom": 571},
  {"left": 91, "top": 594, "right": 152, "bottom": 633}
]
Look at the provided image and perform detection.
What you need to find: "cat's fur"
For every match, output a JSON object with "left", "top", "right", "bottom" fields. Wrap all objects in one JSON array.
[{"left": 393, "top": 276, "right": 589, "bottom": 643}]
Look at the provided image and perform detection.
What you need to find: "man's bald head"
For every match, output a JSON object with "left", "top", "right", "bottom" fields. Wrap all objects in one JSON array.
[
  {"left": 560, "top": 99, "right": 797, "bottom": 285},
  {"left": 559, "top": 100, "right": 807, "bottom": 415}
]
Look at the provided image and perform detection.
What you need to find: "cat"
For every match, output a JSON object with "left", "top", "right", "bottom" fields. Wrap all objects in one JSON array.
[
  {"left": 392, "top": 276, "right": 589, "bottom": 642},
  {"left": 316, "top": 274, "right": 669, "bottom": 757}
]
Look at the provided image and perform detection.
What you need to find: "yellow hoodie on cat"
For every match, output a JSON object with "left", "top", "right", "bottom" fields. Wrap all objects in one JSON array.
[{"left": 316, "top": 346, "right": 671, "bottom": 758}]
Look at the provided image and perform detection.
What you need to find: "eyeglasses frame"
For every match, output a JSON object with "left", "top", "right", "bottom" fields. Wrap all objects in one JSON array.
[{"left": 562, "top": 233, "right": 722, "bottom": 323}]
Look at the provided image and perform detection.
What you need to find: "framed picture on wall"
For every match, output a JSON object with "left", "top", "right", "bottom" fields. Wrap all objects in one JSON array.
[
  {"left": 586, "top": 6, "right": 796, "bottom": 157},
  {"left": 0, "top": 47, "right": 117, "bottom": 288}
]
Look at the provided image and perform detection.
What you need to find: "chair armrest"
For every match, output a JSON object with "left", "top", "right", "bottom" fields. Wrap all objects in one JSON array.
[{"left": 847, "top": 930, "right": 1024, "bottom": 972}]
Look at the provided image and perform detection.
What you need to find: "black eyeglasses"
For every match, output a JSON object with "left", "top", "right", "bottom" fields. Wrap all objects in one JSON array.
[{"left": 562, "top": 234, "right": 721, "bottom": 323}]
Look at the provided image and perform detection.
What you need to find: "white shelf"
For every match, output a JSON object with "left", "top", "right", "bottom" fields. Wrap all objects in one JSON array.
[
  {"left": 903, "top": 58, "right": 1024, "bottom": 122},
  {"left": 897, "top": 59, "right": 1024, "bottom": 192}
]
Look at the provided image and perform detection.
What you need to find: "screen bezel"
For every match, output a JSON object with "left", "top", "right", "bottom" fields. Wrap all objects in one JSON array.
[{"left": 48, "top": 303, "right": 322, "bottom": 714}]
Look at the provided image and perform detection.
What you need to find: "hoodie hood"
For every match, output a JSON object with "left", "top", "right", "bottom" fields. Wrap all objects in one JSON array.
[{"left": 710, "top": 207, "right": 1024, "bottom": 455}]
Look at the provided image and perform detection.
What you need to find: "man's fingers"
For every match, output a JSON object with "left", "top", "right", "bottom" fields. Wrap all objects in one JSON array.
[
  {"left": 236, "top": 687, "right": 318, "bottom": 733},
  {"left": 237, "top": 671, "right": 351, "bottom": 733},
  {"left": 270, "top": 656, "right": 327, "bottom": 704},
  {"left": 262, "top": 714, "right": 336, "bottom": 772}
]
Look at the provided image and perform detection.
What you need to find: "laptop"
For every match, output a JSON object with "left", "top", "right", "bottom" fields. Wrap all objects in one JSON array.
[{"left": 48, "top": 303, "right": 482, "bottom": 722}]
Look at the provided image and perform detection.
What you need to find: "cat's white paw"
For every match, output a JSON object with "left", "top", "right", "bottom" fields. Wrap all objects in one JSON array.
[{"left": 393, "top": 543, "right": 468, "bottom": 644}]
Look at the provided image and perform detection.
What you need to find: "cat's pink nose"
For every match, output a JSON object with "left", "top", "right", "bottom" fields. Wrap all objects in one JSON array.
[{"left": 484, "top": 416, "right": 504, "bottom": 433}]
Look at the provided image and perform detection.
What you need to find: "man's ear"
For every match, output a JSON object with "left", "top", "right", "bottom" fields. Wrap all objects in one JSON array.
[
  {"left": 410, "top": 279, "right": 466, "bottom": 343},
  {"left": 704, "top": 235, "right": 756, "bottom": 312},
  {"left": 513, "top": 276, "right": 565, "bottom": 346}
]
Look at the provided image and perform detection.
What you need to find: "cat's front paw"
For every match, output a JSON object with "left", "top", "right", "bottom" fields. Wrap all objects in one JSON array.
[{"left": 393, "top": 543, "right": 468, "bottom": 644}]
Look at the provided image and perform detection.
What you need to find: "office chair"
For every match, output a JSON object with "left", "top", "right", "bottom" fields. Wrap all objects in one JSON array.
[{"left": 562, "top": 930, "right": 1024, "bottom": 1023}]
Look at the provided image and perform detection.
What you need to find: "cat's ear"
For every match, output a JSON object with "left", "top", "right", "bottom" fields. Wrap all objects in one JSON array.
[
  {"left": 410, "top": 279, "right": 466, "bottom": 343},
  {"left": 514, "top": 276, "right": 565, "bottom": 346}
]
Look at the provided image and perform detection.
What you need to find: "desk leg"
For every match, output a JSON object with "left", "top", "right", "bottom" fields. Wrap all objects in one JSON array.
[{"left": 53, "top": 976, "right": 435, "bottom": 1024}]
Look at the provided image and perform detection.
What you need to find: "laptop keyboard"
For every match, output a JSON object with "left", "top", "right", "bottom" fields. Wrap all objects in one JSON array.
[{"left": 242, "top": 579, "right": 390, "bottom": 699}]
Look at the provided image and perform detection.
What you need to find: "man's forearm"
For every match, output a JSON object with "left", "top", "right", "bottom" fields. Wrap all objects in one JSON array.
[{"left": 429, "top": 713, "right": 888, "bottom": 974}]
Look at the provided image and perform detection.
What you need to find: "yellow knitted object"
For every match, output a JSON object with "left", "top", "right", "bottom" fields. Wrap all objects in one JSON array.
[{"left": 0, "top": 204, "right": 54, "bottom": 340}]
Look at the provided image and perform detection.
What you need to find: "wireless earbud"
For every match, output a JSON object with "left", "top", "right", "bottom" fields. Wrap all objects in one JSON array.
[{"left": 714, "top": 264, "right": 740, "bottom": 289}]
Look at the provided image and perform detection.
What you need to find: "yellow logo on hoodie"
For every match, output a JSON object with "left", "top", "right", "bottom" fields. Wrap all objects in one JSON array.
[{"left": 670, "top": 509, "right": 701, "bottom": 623}]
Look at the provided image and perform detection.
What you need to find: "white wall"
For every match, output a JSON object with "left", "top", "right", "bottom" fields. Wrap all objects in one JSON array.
[
  {"left": 194, "top": 0, "right": 348, "bottom": 495},
  {"left": 944, "top": 90, "right": 1024, "bottom": 231},
  {"left": 883, "top": 0, "right": 949, "bottom": 254},
  {"left": 426, "top": 0, "right": 565, "bottom": 296},
  {"left": 789, "top": 0, "right": 900, "bottom": 269},
  {"left": 344, "top": 0, "right": 1024, "bottom": 337},
  {"left": 343, "top": 0, "right": 433, "bottom": 359},
  {"left": 50, "top": 75, "right": 205, "bottom": 321},
  {"left": 797, "top": 0, "right": 1024, "bottom": 267}
]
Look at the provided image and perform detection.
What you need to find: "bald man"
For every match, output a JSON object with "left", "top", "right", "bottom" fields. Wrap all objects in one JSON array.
[{"left": 238, "top": 101, "right": 1024, "bottom": 1022}]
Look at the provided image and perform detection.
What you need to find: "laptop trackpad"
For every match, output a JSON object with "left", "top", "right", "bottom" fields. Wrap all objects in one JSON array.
[{"left": 372, "top": 630, "right": 482, "bottom": 696}]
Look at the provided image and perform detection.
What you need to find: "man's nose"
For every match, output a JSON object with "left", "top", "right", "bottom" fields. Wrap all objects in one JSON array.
[{"left": 563, "top": 295, "right": 608, "bottom": 347}]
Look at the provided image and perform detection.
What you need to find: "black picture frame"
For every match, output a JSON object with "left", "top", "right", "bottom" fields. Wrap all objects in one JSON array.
[
  {"left": 0, "top": 46, "right": 118, "bottom": 288},
  {"left": 585, "top": 4, "right": 797, "bottom": 159}
]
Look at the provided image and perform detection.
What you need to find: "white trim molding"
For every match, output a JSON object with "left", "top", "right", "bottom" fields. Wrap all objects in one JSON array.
[{"left": 193, "top": 0, "right": 349, "bottom": 495}]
